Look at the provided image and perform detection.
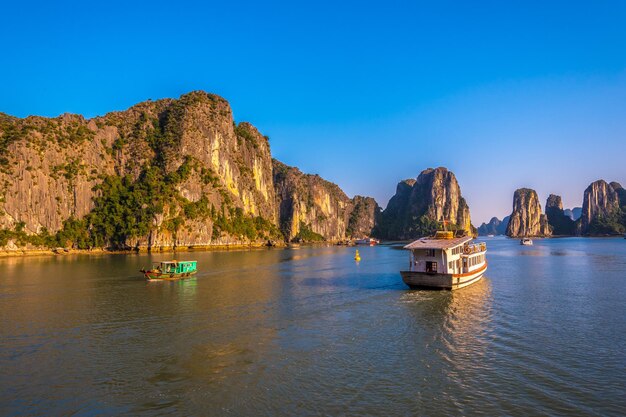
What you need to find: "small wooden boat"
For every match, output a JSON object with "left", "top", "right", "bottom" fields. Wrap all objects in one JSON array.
[
  {"left": 141, "top": 260, "right": 197, "bottom": 280},
  {"left": 520, "top": 238, "right": 533, "bottom": 246},
  {"left": 354, "top": 237, "right": 380, "bottom": 246},
  {"left": 400, "top": 231, "right": 487, "bottom": 290}
]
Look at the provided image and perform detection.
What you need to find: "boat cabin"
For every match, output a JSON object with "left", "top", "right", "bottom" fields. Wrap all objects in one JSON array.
[
  {"left": 153, "top": 261, "right": 197, "bottom": 274},
  {"left": 404, "top": 232, "right": 486, "bottom": 275}
]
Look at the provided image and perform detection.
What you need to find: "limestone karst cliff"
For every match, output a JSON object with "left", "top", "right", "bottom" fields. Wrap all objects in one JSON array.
[
  {"left": 505, "top": 188, "right": 552, "bottom": 237},
  {"left": 347, "top": 196, "right": 381, "bottom": 239},
  {"left": 0, "top": 91, "right": 379, "bottom": 250},
  {"left": 272, "top": 160, "right": 379, "bottom": 242},
  {"left": 477, "top": 216, "right": 509, "bottom": 236},
  {"left": 545, "top": 194, "right": 575, "bottom": 235},
  {"left": 373, "top": 167, "right": 473, "bottom": 239},
  {"left": 579, "top": 180, "right": 625, "bottom": 235}
]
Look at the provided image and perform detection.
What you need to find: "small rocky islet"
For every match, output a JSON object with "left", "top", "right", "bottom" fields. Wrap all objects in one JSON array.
[
  {"left": 1, "top": 90, "right": 624, "bottom": 254},
  {"left": 479, "top": 180, "right": 626, "bottom": 237}
]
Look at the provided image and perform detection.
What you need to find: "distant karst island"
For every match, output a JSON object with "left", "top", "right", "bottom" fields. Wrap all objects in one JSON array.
[
  {"left": 479, "top": 181, "right": 626, "bottom": 237},
  {"left": 1, "top": 91, "right": 625, "bottom": 255}
]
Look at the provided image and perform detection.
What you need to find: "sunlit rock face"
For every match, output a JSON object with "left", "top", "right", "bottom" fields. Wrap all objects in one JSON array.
[
  {"left": 272, "top": 160, "right": 379, "bottom": 242},
  {"left": 0, "top": 91, "right": 379, "bottom": 249},
  {"left": 374, "top": 167, "right": 474, "bottom": 240},
  {"left": 0, "top": 92, "right": 278, "bottom": 247},
  {"left": 579, "top": 180, "right": 625, "bottom": 235},
  {"left": 505, "top": 188, "right": 552, "bottom": 237}
]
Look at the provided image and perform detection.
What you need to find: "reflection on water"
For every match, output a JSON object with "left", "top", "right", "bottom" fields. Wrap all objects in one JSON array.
[{"left": 1, "top": 239, "right": 625, "bottom": 415}]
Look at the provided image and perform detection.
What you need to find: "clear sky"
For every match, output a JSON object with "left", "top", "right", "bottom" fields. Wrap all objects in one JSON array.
[{"left": 1, "top": 0, "right": 625, "bottom": 224}]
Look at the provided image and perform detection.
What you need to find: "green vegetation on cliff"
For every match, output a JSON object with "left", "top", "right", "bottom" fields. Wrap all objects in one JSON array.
[
  {"left": 212, "top": 207, "right": 282, "bottom": 242},
  {"left": 1, "top": 143, "right": 279, "bottom": 250},
  {"left": 585, "top": 212, "right": 625, "bottom": 235},
  {"left": 1, "top": 158, "right": 280, "bottom": 249},
  {"left": 294, "top": 222, "right": 325, "bottom": 242},
  {"left": 373, "top": 214, "right": 464, "bottom": 240}
]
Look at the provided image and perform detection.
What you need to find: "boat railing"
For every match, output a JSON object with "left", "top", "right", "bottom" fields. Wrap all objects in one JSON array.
[{"left": 463, "top": 242, "right": 487, "bottom": 254}]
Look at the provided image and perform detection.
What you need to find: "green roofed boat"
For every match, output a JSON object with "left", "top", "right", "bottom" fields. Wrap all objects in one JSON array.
[{"left": 141, "top": 260, "right": 197, "bottom": 281}]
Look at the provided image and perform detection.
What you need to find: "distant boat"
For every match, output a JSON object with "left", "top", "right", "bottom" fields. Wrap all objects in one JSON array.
[
  {"left": 487, "top": 234, "right": 495, "bottom": 237},
  {"left": 354, "top": 237, "right": 380, "bottom": 246},
  {"left": 520, "top": 238, "right": 533, "bottom": 246},
  {"left": 400, "top": 231, "right": 487, "bottom": 290},
  {"left": 141, "top": 260, "right": 197, "bottom": 280}
]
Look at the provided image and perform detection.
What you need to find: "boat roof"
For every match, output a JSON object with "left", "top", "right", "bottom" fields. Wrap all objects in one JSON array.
[
  {"left": 404, "top": 236, "right": 472, "bottom": 250},
  {"left": 157, "top": 260, "right": 196, "bottom": 264}
]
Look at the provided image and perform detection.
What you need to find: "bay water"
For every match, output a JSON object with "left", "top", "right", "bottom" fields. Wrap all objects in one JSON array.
[{"left": 1, "top": 237, "right": 625, "bottom": 415}]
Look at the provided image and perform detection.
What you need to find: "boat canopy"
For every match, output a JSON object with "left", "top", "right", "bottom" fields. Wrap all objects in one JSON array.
[
  {"left": 404, "top": 236, "right": 472, "bottom": 250},
  {"left": 157, "top": 261, "right": 196, "bottom": 265},
  {"left": 153, "top": 260, "right": 197, "bottom": 273}
]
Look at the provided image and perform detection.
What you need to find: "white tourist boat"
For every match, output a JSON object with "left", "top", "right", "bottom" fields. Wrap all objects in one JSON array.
[
  {"left": 400, "top": 231, "right": 487, "bottom": 290},
  {"left": 355, "top": 237, "right": 380, "bottom": 246},
  {"left": 520, "top": 238, "right": 533, "bottom": 246}
]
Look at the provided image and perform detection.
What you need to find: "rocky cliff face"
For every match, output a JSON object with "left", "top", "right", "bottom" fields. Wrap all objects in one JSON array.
[
  {"left": 0, "top": 92, "right": 280, "bottom": 249},
  {"left": 374, "top": 167, "right": 473, "bottom": 239},
  {"left": 347, "top": 196, "right": 381, "bottom": 238},
  {"left": 0, "top": 91, "right": 378, "bottom": 250},
  {"left": 505, "top": 188, "right": 552, "bottom": 237},
  {"left": 545, "top": 194, "right": 575, "bottom": 235},
  {"left": 477, "top": 216, "right": 510, "bottom": 236},
  {"left": 546, "top": 194, "right": 563, "bottom": 211},
  {"left": 273, "top": 160, "right": 379, "bottom": 242},
  {"left": 580, "top": 180, "right": 625, "bottom": 235}
]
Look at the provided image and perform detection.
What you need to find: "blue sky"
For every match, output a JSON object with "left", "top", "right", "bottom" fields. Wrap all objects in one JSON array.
[{"left": 1, "top": 1, "right": 625, "bottom": 224}]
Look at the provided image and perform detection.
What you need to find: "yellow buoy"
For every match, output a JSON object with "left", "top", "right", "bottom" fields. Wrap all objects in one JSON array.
[{"left": 355, "top": 250, "right": 361, "bottom": 261}]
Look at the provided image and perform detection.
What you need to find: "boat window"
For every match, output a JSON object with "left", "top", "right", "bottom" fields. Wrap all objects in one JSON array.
[
  {"left": 426, "top": 261, "right": 437, "bottom": 273},
  {"left": 426, "top": 249, "right": 435, "bottom": 257}
]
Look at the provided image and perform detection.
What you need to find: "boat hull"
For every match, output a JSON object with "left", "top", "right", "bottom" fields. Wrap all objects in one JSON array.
[
  {"left": 400, "top": 263, "right": 487, "bottom": 290},
  {"left": 142, "top": 270, "right": 197, "bottom": 281}
]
